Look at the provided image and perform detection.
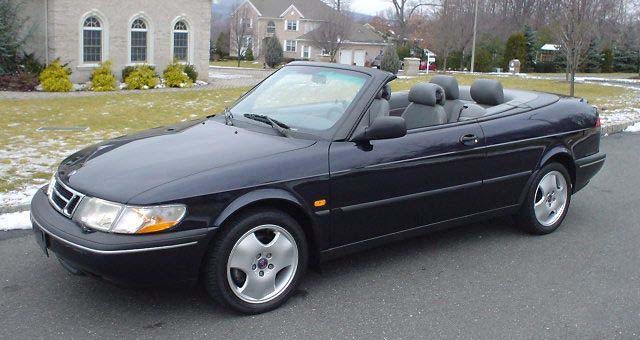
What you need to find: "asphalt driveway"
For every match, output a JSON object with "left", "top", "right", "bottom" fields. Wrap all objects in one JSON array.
[{"left": 1, "top": 132, "right": 639, "bottom": 340}]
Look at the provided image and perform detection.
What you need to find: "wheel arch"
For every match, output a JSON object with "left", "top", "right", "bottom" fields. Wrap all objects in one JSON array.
[
  {"left": 538, "top": 146, "right": 576, "bottom": 189},
  {"left": 213, "top": 189, "right": 322, "bottom": 264}
]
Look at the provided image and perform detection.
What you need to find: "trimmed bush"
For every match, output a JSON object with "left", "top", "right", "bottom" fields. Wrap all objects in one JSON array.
[
  {"left": 90, "top": 61, "right": 117, "bottom": 91},
  {"left": 184, "top": 64, "right": 198, "bottom": 82},
  {"left": 265, "top": 36, "right": 283, "bottom": 68},
  {"left": 40, "top": 59, "right": 72, "bottom": 92},
  {"left": 381, "top": 45, "right": 400, "bottom": 74},
  {"left": 124, "top": 65, "right": 159, "bottom": 90},
  {"left": 163, "top": 61, "right": 192, "bottom": 88},
  {"left": 245, "top": 45, "right": 254, "bottom": 61}
]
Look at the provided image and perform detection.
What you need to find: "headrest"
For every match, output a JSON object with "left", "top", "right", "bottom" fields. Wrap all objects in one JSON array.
[
  {"left": 430, "top": 75, "right": 459, "bottom": 100},
  {"left": 375, "top": 84, "right": 391, "bottom": 100},
  {"left": 408, "top": 83, "right": 445, "bottom": 106},
  {"left": 470, "top": 79, "right": 505, "bottom": 106}
]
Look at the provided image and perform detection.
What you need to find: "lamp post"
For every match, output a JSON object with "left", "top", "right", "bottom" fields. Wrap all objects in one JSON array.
[{"left": 470, "top": 0, "right": 479, "bottom": 73}]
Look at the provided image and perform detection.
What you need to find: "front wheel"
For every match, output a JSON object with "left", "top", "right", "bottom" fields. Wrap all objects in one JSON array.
[
  {"left": 515, "top": 163, "right": 572, "bottom": 235},
  {"left": 203, "top": 208, "right": 308, "bottom": 314}
]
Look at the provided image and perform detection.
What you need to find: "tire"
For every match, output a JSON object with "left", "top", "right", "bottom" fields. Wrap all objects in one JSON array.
[
  {"left": 515, "top": 162, "right": 572, "bottom": 235},
  {"left": 203, "top": 208, "right": 308, "bottom": 314}
]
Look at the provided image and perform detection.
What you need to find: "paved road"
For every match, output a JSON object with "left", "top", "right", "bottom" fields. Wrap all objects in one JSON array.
[{"left": 1, "top": 133, "right": 639, "bottom": 340}]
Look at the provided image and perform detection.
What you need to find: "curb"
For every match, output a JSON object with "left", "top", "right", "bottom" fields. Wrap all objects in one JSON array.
[
  {"left": 1, "top": 120, "right": 638, "bottom": 216},
  {"left": 601, "top": 119, "right": 640, "bottom": 135}
]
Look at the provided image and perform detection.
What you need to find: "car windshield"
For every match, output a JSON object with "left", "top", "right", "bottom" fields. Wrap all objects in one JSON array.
[{"left": 230, "top": 66, "right": 369, "bottom": 134}]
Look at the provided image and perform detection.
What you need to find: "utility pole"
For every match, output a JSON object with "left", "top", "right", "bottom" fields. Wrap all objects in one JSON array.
[{"left": 470, "top": 0, "right": 479, "bottom": 73}]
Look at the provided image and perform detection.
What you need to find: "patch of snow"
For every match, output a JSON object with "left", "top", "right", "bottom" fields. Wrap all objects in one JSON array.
[
  {"left": 0, "top": 186, "right": 41, "bottom": 207},
  {"left": 195, "top": 80, "right": 208, "bottom": 86},
  {"left": 208, "top": 73, "right": 252, "bottom": 80},
  {"left": 625, "top": 122, "right": 640, "bottom": 132},
  {"left": 0, "top": 211, "right": 32, "bottom": 231}
]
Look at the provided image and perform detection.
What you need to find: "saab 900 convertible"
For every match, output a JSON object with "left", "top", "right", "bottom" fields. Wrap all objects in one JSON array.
[{"left": 31, "top": 62, "right": 605, "bottom": 314}]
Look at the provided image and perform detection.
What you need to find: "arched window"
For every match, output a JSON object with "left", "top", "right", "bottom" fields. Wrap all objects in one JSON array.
[
  {"left": 173, "top": 20, "right": 189, "bottom": 62},
  {"left": 266, "top": 21, "right": 276, "bottom": 34},
  {"left": 82, "top": 16, "right": 102, "bottom": 63},
  {"left": 130, "top": 18, "right": 148, "bottom": 62}
]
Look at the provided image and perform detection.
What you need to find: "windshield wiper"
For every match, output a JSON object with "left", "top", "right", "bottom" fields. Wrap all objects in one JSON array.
[
  {"left": 224, "top": 108, "right": 234, "bottom": 126},
  {"left": 243, "top": 113, "right": 290, "bottom": 137}
]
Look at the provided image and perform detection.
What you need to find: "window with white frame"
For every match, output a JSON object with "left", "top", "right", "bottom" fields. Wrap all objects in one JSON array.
[
  {"left": 241, "top": 17, "right": 252, "bottom": 30},
  {"left": 286, "top": 20, "right": 298, "bottom": 31},
  {"left": 82, "top": 16, "right": 102, "bottom": 63},
  {"left": 130, "top": 18, "right": 148, "bottom": 62},
  {"left": 320, "top": 48, "right": 330, "bottom": 56},
  {"left": 285, "top": 40, "right": 297, "bottom": 52},
  {"left": 173, "top": 20, "right": 189, "bottom": 62},
  {"left": 302, "top": 45, "right": 310, "bottom": 59},
  {"left": 266, "top": 21, "right": 276, "bottom": 34}
]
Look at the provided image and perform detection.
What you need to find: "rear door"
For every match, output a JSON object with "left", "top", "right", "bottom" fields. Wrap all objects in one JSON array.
[{"left": 328, "top": 122, "right": 486, "bottom": 247}]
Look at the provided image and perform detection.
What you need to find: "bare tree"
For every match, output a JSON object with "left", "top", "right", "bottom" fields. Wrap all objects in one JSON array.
[
  {"left": 308, "top": 11, "right": 353, "bottom": 63},
  {"left": 230, "top": 2, "right": 253, "bottom": 67},
  {"left": 323, "top": 0, "right": 351, "bottom": 12},
  {"left": 388, "top": 0, "right": 442, "bottom": 45},
  {"left": 552, "top": 0, "right": 617, "bottom": 96}
]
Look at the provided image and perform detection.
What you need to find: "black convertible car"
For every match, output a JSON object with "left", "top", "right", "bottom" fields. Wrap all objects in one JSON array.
[{"left": 31, "top": 62, "right": 605, "bottom": 314}]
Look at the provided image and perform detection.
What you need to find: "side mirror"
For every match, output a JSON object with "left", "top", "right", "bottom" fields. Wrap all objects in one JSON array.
[{"left": 351, "top": 116, "right": 407, "bottom": 143}]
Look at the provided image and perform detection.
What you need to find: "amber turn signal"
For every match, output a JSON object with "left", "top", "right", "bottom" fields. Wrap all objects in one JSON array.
[{"left": 314, "top": 199, "right": 327, "bottom": 207}]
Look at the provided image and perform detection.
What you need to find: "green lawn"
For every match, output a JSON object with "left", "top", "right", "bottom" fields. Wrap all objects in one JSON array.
[
  {"left": 210, "top": 60, "right": 265, "bottom": 68},
  {"left": 0, "top": 87, "right": 249, "bottom": 194},
  {"left": 0, "top": 73, "right": 637, "bottom": 198}
]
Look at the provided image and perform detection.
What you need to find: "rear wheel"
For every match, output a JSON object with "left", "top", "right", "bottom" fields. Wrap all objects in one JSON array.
[
  {"left": 515, "top": 163, "right": 572, "bottom": 234},
  {"left": 203, "top": 208, "right": 308, "bottom": 314}
]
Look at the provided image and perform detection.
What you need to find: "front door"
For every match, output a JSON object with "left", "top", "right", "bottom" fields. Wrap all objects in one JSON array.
[{"left": 328, "top": 122, "right": 486, "bottom": 247}]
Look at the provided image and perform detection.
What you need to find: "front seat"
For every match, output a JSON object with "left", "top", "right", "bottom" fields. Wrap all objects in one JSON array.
[
  {"left": 470, "top": 79, "right": 505, "bottom": 107},
  {"left": 401, "top": 83, "right": 447, "bottom": 130},
  {"left": 368, "top": 83, "right": 391, "bottom": 124},
  {"left": 430, "top": 75, "right": 464, "bottom": 123}
]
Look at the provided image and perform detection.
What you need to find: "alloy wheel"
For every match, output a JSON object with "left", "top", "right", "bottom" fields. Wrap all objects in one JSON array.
[
  {"left": 226, "top": 224, "right": 298, "bottom": 304},
  {"left": 533, "top": 170, "right": 569, "bottom": 227}
]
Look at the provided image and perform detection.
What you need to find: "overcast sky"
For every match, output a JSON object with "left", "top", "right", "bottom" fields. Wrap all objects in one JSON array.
[{"left": 350, "top": 0, "right": 391, "bottom": 15}]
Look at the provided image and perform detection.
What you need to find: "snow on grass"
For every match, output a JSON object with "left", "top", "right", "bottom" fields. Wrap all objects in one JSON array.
[
  {"left": 625, "top": 122, "right": 640, "bottom": 132},
  {"left": 0, "top": 185, "right": 41, "bottom": 207},
  {"left": 0, "top": 211, "right": 31, "bottom": 231},
  {"left": 208, "top": 73, "right": 252, "bottom": 80}
]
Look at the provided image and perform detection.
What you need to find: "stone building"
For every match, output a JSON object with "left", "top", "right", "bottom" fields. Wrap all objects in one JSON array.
[{"left": 14, "top": 0, "right": 212, "bottom": 82}]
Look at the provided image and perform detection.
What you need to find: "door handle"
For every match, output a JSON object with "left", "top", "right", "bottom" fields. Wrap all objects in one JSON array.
[{"left": 460, "top": 134, "right": 479, "bottom": 146}]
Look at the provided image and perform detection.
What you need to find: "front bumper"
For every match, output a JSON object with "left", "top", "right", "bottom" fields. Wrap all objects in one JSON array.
[
  {"left": 574, "top": 152, "right": 606, "bottom": 193},
  {"left": 30, "top": 188, "right": 216, "bottom": 286}
]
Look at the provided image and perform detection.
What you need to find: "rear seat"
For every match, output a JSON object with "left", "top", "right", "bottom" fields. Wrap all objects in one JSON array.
[
  {"left": 430, "top": 75, "right": 465, "bottom": 123},
  {"left": 401, "top": 83, "right": 447, "bottom": 130}
]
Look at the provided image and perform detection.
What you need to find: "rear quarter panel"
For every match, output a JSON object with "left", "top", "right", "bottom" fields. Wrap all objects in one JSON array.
[{"left": 479, "top": 98, "right": 599, "bottom": 210}]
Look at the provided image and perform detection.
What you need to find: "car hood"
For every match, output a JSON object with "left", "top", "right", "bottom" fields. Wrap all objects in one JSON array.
[{"left": 57, "top": 119, "right": 315, "bottom": 203}]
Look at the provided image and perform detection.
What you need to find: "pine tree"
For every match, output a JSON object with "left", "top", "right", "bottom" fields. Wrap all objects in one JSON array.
[
  {"left": 264, "top": 36, "right": 283, "bottom": 68},
  {"left": 581, "top": 39, "right": 601, "bottom": 73},
  {"left": 601, "top": 48, "right": 614, "bottom": 73},
  {"left": 502, "top": 32, "right": 527, "bottom": 70},
  {"left": 523, "top": 25, "right": 537, "bottom": 72},
  {"left": 381, "top": 44, "right": 400, "bottom": 74},
  {"left": 245, "top": 45, "right": 254, "bottom": 62},
  {"left": 215, "top": 32, "right": 230, "bottom": 58}
]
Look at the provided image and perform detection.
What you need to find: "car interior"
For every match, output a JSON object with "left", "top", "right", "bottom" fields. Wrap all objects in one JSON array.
[{"left": 370, "top": 75, "right": 559, "bottom": 131}]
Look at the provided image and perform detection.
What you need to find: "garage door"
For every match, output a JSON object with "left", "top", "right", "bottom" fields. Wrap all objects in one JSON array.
[
  {"left": 354, "top": 50, "right": 366, "bottom": 66},
  {"left": 339, "top": 50, "right": 353, "bottom": 65}
]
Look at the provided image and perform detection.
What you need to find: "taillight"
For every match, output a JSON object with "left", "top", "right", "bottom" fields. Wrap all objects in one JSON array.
[{"left": 595, "top": 116, "right": 601, "bottom": 128}]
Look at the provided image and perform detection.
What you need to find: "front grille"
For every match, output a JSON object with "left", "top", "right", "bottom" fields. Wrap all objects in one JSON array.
[{"left": 49, "top": 178, "right": 84, "bottom": 218}]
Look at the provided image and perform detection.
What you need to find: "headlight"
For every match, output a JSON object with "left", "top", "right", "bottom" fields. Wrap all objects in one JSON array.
[{"left": 73, "top": 197, "right": 186, "bottom": 234}]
